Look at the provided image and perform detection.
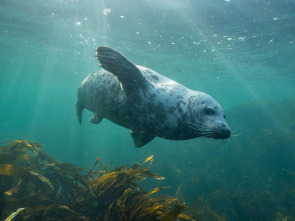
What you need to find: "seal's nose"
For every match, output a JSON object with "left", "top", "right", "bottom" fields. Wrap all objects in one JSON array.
[
  {"left": 222, "top": 127, "right": 231, "bottom": 139},
  {"left": 214, "top": 123, "right": 231, "bottom": 139}
]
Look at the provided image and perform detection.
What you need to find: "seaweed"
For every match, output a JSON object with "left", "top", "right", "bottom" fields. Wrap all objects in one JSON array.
[{"left": 0, "top": 140, "right": 194, "bottom": 221}]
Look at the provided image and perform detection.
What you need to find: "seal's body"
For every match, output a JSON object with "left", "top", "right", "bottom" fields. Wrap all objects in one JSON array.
[{"left": 76, "top": 47, "right": 230, "bottom": 147}]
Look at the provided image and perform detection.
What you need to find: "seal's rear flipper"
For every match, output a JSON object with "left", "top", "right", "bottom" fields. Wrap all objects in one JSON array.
[
  {"left": 95, "top": 46, "right": 147, "bottom": 95},
  {"left": 130, "top": 131, "right": 155, "bottom": 148},
  {"left": 76, "top": 103, "right": 84, "bottom": 125}
]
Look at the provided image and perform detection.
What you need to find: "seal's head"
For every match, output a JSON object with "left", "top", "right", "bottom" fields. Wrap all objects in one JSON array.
[{"left": 189, "top": 93, "right": 231, "bottom": 140}]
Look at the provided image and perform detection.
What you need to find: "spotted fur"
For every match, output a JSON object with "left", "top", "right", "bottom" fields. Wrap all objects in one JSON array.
[{"left": 76, "top": 47, "right": 231, "bottom": 147}]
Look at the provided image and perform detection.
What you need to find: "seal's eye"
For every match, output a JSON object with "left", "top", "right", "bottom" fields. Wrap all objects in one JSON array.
[{"left": 204, "top": 107, "right": 215, "bottom": 115}]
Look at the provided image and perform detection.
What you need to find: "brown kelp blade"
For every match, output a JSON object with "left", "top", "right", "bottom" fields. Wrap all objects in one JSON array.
[
  {"left": 0, "top": 140, "right": 194, "bottom": 221},
  {"left": 0, "top": 164, "right": 31, "bottom": 178},
  {"left": 143, "top": 155, "right": 153, "bottom": 164},
  {"left": 4, "top": 208, "right": 24, "bottom": 221}
]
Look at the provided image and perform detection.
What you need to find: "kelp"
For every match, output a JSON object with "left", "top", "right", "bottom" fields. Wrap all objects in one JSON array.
[{"left": 0, "top": 140, "right": 194, "bottom": 221}]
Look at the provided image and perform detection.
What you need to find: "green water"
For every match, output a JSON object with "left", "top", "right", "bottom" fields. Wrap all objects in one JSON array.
[{"left": 1, "top": 0, "right": 295, "bottom": 220}]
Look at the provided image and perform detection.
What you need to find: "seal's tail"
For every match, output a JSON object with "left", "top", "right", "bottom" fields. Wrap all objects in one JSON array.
[{"left": 76, "top": 102, "right": 84, "bottom": 125}]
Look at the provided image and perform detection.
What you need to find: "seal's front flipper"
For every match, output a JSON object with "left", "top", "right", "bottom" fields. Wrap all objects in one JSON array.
[
  {"left": 95, "top": 46, "right": 147, "bottom": 95},
  {"left": 130, "top": 131, "right": 155, "bottom": 148},
  {"left": 90, "top": 114, "right": 103, "bottom": 124}
]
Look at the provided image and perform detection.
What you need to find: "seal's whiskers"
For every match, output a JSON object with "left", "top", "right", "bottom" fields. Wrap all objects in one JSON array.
[
  {"left": 231, "top": 127, "right": 242, "bottom": 137},
  {"left": 221, "top": 138, "right": 230, "bottom": 152}
]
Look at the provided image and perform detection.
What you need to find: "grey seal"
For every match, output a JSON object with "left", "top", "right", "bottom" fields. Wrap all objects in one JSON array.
[{"left": 76, "top": 46, "right": 231, "bottom": 147}]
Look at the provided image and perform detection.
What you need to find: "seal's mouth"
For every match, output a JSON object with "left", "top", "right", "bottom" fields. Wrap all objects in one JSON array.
[{"left": 188, "top": 122, "right": 231, "bottom": 139}]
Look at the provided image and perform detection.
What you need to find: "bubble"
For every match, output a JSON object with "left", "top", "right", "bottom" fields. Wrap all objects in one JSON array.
[
  {"left": 238, "top": 36, "right": 246, "bottom": 41},
  {"left": 103, "top": 8, "right": 111, "bottom": 15}
]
